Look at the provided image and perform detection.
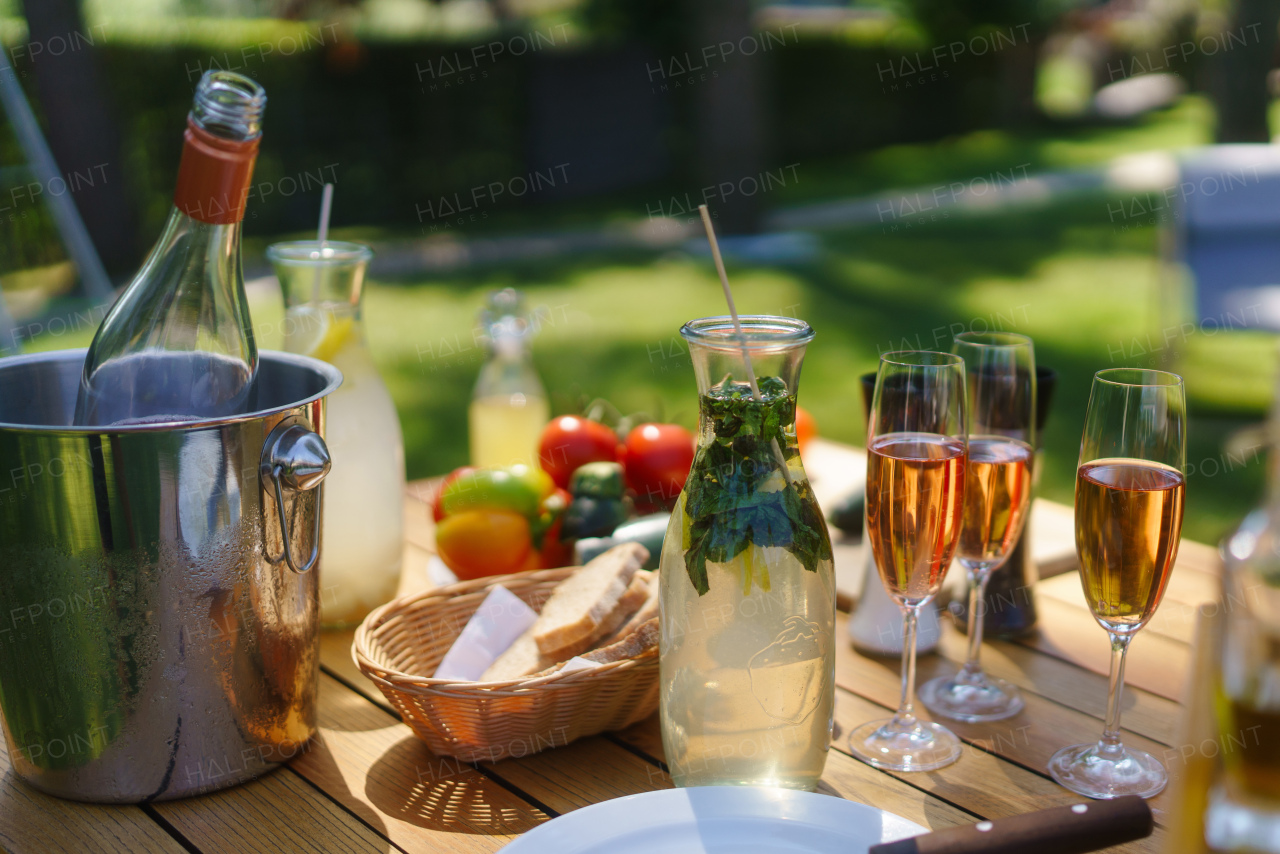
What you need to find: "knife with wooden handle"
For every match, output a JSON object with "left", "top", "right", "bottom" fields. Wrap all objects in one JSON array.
[{"left": 869, "top": 796, "right": 1153, "bottom": 854}]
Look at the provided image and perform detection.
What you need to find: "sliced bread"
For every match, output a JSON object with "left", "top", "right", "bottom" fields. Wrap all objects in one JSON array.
[
  {"left": 532, "top": 543, "right": 647, "bottom": 658},
  {"left": 480, "top": 574, "right": 651, "bottom": 681},
  {"left": 529, "top": 617, "right": 661, "bottom": 678},
  {"left": 551, "top": 571, "right": 650, "bottom": 659},
  {"left": 480, "top": 632, "right": 555, "bottom": 682},
  {"left": 597, "top": 569, "right": 659, "bottom": 648},
  {"left": 581, "top": 617, "right": 659, "bottom": 664}
]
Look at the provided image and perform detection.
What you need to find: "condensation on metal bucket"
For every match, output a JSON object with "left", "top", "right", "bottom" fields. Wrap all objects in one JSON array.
[{"left": 0, "top": 349, "right": 341, "bottom": 803}]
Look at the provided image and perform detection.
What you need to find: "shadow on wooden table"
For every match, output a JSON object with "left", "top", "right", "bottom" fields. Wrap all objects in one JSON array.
[{"left": 365, "top": 734, "right": 550, "bottom": 836}]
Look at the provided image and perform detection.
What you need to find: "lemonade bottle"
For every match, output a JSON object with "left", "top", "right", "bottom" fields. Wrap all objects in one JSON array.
[
  {"left": 469, "top": 289, "right": 550, "bottom": 469},
  {"left": 269, "top": 240, "right": 405, "bottom": 627}
]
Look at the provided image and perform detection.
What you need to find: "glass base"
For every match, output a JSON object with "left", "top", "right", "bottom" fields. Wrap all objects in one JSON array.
[
  {"left": 1048, "top": 741, "right": 1167, "bottom": 799},
  {"left": 920, "top": 671, "right": 1024, "bottom": 722},
  {"left": 848, "top": 717, "right": 962, "bottom": 772},
  {"left": 1206, "top": 782, "right": 1280, "bottom": 852}
]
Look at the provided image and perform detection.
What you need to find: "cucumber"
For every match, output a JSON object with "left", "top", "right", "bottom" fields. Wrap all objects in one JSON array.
[{"left": 573, "top": 512, "right": 669, "bottom": 569}]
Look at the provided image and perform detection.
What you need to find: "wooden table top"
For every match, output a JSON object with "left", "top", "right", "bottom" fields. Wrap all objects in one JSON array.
[{"left": 0, "top": 442, "right": 1220, "bottom": 854}]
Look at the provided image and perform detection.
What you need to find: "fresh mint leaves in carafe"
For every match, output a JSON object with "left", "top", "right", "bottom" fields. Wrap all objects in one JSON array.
[
  {"left": 75, "top": 70, "right": 265, "bottom": 426},
  {"left": 659, "top": 315, "right": 835, "bottom": 791}
]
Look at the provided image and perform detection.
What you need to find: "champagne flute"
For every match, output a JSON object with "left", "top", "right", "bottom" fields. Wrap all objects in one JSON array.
[
  {"left": 849, "top": 350, "right": 968, "bottom": 772},
  {"left": 922, "top": 332, "right": 1035, "bottom": 721},
  {"left": 1049, "top": 368, "right": 1186, "bottom": 799}
]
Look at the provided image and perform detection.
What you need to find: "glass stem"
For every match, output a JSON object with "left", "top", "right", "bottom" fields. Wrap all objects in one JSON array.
[
  {"left": 1098, "top": 632, "right": 1132, "bottom": 759},
  {"left": 893, "top": 607, "right": 919, "bottom": 727},
  {"left": 961, "top": 566, "right": 994, "bottom": 682}
]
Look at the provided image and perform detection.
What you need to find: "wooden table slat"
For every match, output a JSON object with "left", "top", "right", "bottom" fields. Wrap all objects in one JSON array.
[
  {"left": 0, "top": 466, "right": 1221, "bottom": 854},
  {"left": 833, "top": 613, "right": 1182, "bottom": 813},
  {"left": 1016, "top": 597, "right": 1190, "bottom": 701},
  {"left": 289, "top": 673, "right": 548, "bottom": 853},
  {"left": 152, "top": 765, "right": 396, "bottom": 854},
  {"left": 0, "top": 742, "right": 184, "bottom": 854},
  {"left": 933, "top": 629, "right": 1181, "bottom": 746}
]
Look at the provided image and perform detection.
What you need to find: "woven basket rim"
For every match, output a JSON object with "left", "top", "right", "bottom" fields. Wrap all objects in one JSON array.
[{"left": 352, "top": 567, "right": 659, "bottom": 697}]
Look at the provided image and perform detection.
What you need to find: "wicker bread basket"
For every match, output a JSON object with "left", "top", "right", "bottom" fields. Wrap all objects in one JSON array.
[{"left": 353, "top": 567, "right": 660, "bottom": 762}]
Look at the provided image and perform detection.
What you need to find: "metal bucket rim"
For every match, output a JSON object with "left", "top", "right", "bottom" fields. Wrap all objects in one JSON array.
[{"left": 0, "top": 348, "right": 343, "bottom": 434}]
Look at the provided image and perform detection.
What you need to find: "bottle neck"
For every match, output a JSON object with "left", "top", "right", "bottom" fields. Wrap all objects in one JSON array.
[
  {"left": 155, "top": 205, "right": 242, "bottom": 259},
  {"left": 696, "top": 377, "right": 799, "bottom": 450},
  {"left": 173, "top": 119, "right": 259, "bottom": 225}
]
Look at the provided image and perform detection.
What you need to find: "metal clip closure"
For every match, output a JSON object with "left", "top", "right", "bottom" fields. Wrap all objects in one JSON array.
[{"left": 260, "top": 421, "right": 331, "bottom": 573}]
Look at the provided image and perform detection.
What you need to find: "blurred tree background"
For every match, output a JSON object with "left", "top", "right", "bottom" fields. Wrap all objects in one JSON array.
[{"left": 2, "top": 0, "right": 1279, "bottom": 543}]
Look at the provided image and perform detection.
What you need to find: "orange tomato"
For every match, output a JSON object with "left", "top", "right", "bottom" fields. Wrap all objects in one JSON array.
[
  {"left": 435, "top": 509, "right": 532, "bottom": 580},
  {"left": 796, "top": 406, "right": 818, "bottom": 453}
]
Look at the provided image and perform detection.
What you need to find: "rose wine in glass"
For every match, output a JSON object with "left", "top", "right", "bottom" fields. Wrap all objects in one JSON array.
[
  {"left": 866, "top": 433, "right": 966, "bottom": 602},
  {"left": 1049, "top": 368, "right": 1186, "bottom": 799},
  {"left": 849, "top": 350, "right": 967, "bottom": 773},
  {"left": 1075, "top": 460, "right": 1184, "bottom": 630},
  {"left": 922, "top": 332, "right": 1036, "bottom": 722},
  {"left": 958, "top": 437, "right": 1033, "bottom": 563}
]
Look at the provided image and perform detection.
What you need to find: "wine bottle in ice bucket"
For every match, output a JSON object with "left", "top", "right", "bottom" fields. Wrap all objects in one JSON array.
[{"left": 75, "top": 70, "right": 266, "bottom": 426}]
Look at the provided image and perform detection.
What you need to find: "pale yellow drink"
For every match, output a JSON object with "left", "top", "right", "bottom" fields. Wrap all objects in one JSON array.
[
  {"left": 285, "top": 303, "right": 404, "bottom": 626},
  {"left": 469, "top": 393, "right": 549, "bottom": 469},
  {"left": 660, "top": 480, "right": 836, "bottom": 790}
]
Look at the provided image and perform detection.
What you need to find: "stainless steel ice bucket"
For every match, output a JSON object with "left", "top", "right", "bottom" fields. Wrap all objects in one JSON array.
[{"left": 0, "top": 349, "right": 342, "bottom": 802}]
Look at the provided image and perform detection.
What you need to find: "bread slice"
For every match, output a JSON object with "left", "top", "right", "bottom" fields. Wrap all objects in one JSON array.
[
  {"left": 581, "top": 617, "right": 659, "bottom": 664},
  {"left": 596, "top": 569, "right": 659, "bottom": 648},
  {"left": 529, "top": 617, "right": 661, "bottom": 678},
  {"left": 553, "top": 571, "right": 649, "bottom": 659},
  {"left": 532, "top": 543, "right": 647, "bottom": 658},
  {"left": 480, "top": 632, "right": 556, "bottom": 682}
]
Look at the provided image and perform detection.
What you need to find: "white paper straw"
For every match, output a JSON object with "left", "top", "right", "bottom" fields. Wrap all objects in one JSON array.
[
  {"left": 310, "top": 183, "right": 334, "bottom": 305},
  {"left": 698, "top": 204, "right": 791, "bottom": 484}
]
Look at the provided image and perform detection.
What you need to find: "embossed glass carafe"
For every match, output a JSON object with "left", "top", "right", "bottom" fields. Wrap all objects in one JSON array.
[{"left": 659, "top": 315, "right": 835, "bottom": 791}]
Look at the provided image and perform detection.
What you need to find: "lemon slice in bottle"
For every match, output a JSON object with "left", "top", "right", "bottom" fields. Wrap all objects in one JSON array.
[{"left": 286, "top": 305, "right": 353, "bottom": 363}]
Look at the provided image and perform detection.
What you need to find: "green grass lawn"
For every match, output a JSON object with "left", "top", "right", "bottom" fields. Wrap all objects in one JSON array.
[
  {"left": 23, "top": 98, "right": 1273, "bottom": 546},
  {"left": 336, "top": 190, "right": 1270, "bottom": 547},
  {"left": 28, "top": 190, "right": 1271, "bottom": 548}
]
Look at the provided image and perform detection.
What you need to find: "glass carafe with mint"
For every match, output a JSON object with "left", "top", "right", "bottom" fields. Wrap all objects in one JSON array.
[{"left": 659, "top": 316, "right": 835, "bottom": 791}]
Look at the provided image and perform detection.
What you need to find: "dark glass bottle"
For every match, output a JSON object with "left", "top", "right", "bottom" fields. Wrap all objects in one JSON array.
[{"left": 953, "top": 366, "right": 1057, "bottom": 638}]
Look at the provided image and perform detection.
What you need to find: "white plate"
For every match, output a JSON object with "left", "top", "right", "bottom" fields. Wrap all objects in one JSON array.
[{"left": 499, "top": 786, "right": 928, "bottom": 854}]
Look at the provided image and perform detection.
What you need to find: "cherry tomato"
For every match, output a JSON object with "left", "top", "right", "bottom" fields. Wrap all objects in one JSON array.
[
  {"left": 537, "top": 511, "right": 574, "bottom": 568},
  {"left": 530, "top": 487, "right": 572, "bottom": 568},
  {"left": 440, "top": 465, "right": 554, "bottom": 519},
  {"left": 432, "top": 466, "right": 475, "bottom": 522},
  {"left": 538, "top": 416, "right": 620, "bottom": 489},
  {"left": 796, "top": 406, "right": 818, "bottom": 453},
  {"left": 622, "top": 423, "right": 695, "bottom": 510},
  {"left": 435, "top": 509, "right": 532, "bottom": 580}
]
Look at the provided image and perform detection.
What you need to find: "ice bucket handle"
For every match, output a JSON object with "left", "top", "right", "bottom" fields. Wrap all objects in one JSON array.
[{"left": 260, "top": 422, "right": 332, "bottom": 574}]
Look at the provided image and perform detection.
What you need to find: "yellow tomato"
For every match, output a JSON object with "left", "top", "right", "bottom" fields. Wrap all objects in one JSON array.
[{"left": 435, "top": 509, "right": 532, "bottom": 580}]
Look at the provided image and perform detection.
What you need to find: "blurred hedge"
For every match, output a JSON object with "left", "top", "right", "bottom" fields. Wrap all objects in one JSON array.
[{"left": 2, "top": 23, "right": 1017, "bottom": 267}]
